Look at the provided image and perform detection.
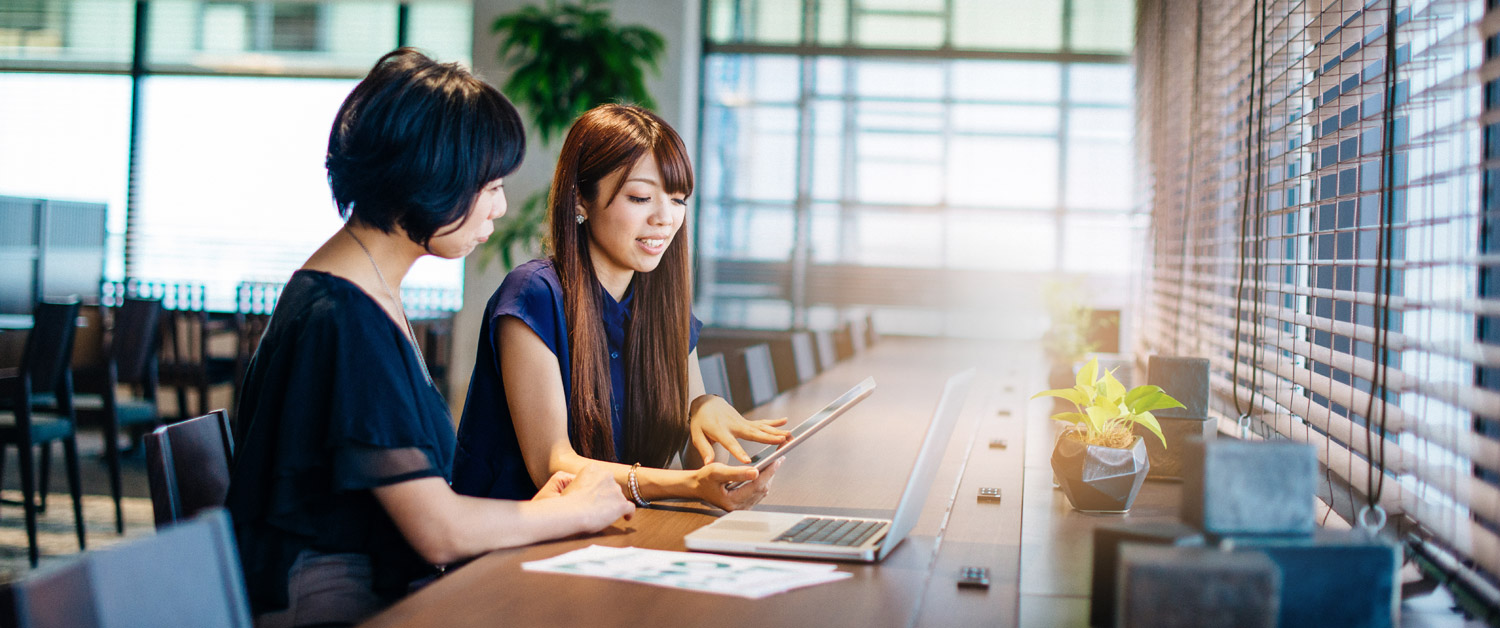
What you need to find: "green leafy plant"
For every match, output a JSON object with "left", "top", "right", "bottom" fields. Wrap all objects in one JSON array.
[
  {"left": 1031, "top": 357, "right": 1184, "bottom": 449},
  {"left": 481, "top": 0, "right": 666, "bottom": 269}
]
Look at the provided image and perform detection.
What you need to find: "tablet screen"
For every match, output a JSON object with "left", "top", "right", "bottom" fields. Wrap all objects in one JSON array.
[{"left": 728, "top": 377, "right": 876, "bottom": 487}]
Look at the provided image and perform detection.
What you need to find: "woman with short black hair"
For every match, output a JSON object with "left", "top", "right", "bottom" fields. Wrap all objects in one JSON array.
[{"left": 227, "top": 49, "right": 633, "bottom": 628}]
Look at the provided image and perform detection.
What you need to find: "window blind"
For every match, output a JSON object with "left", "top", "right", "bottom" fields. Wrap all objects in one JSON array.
[{"left": 1138, "top": 0, "right": 1499, "bottom": 587}]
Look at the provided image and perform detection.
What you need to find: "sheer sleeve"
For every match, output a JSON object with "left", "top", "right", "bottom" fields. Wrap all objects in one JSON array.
[{"left": 319, "top": 310, "right": 449, "bottom": 491}]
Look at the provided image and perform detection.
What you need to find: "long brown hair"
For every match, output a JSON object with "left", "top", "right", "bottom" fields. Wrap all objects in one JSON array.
[{"left": 548, "top": 104, "right": 695, "bottom": 466}]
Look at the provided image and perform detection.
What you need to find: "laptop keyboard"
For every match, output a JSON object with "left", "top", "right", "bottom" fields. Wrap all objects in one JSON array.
[{"left": 774, "top": 517, "right": 887, "bottom": 547}]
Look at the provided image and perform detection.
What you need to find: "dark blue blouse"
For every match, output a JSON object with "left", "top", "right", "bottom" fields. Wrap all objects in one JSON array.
[
  {"left": 225, "top": 270, "right": 455, "bottom": 615},
  {"left": 451, "top": 259, "right": 701, "bottom": 500}
]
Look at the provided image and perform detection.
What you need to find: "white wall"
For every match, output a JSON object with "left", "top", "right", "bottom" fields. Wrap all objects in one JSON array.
[{"left": 449, "top": 0, "right": 701, "bottom": 416}]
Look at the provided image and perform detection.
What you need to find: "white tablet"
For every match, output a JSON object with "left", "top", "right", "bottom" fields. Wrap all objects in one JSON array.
[{"left": 725, "top": 376, "right": 876, "bottom": 490}]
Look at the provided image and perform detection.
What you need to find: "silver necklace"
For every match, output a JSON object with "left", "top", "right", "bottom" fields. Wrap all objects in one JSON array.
[{"left": 346, "top": 226, "right": 435, "bottom": 388}]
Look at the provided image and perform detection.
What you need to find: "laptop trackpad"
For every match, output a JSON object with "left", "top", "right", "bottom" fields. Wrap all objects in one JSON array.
[{"left": 714, "top": 519, "right": 772, "bottom": 532}]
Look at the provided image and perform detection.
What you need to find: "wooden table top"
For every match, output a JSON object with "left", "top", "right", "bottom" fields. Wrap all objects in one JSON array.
[{"left": 361, "top": 336, "right": 1037, "bottom": 628}]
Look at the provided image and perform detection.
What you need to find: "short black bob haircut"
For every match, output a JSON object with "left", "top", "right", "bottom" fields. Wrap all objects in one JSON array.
[{"left": 326, "top": 48, "right": 525, "bottom": 247}]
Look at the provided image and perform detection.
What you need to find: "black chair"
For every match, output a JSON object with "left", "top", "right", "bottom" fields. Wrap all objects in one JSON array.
[
  {"left": 232, "top": 280, "right": 281, "bottom": 417},
  {"left": 144, "top": 410, "right": 234, "bottom": 528},
  {"left": 0, "top": 508, "right": 253, "bottom": 627},
  {"left": 698, "top": 352, "right": 732, "bottom": 407},
  {"left": 0, "top": 300, "right": 87, "bottom": 566},
  {"left": 74, "top": 297, "right": 163, "bottom": 534},
  {"left": 149, "top": 283, "right": 235, "bottom": 421},
  {"left": 724, "top": 344, "right": 779, "bottom": 413}
]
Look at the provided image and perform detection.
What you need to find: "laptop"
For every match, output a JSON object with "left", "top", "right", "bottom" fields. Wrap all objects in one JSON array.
[{"left": 685, "top": 369, "right": 975, "bottom": 562}]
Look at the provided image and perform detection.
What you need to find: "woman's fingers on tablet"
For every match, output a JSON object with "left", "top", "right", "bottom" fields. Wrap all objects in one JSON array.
[
  {"left": 691, "top": 429, "right": 716, "bottom": 465},
  {"left": 722, "top": 438, "right": 752, "bottom": 464}
]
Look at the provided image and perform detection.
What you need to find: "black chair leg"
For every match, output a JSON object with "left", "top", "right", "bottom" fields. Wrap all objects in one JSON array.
[
  {"left": 18, "top": 440, "right": 39, "bottom": 567},
  {"left": 176, "top": 386, "right": 189, "bottom": 422},
  {"left": 36, "top": 443, "right": 50, "bottom": 513},
  {"left": 104, "top": 417, "right": 125, "bottom": 534},
  {"left": 63, "top": 435, "right": 85, "bottom": 551}
]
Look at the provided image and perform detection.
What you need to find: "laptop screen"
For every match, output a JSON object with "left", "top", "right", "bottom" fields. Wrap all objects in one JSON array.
[{"left": 880, "top": 369, "right": 976, "bottom": 558}]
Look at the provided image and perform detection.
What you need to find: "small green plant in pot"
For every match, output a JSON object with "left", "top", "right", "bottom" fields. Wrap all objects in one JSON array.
[{"left": 1032, "top": 357, "right": 1184, "bottom": 512}]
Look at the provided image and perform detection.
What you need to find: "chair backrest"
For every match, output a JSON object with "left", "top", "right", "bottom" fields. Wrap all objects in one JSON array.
[
  {"left": 23, "top": 300, "right": 80, "bottom": 396},
  {"left": 812, "top": 329, "right": 838, "bottom": 372},
  {"left": 109, "top": 298, "right": 162, "bottom": 386},
  {"left": 145, "top": 410, "right": 235, "bottom": 528},
  {"left": 698, "top": 353, "right": 732, "bottom": 407},
  {"left": 2, "top": 509, "right": 252, "bottom": 628},
  {"left": 769, "top": 331, "right": 819, "bottom": 391},
  {"left": 740, "top": 344, "right": 779, "bottom": 408},
  {"left": 832, "top": 323, "right": 856, "bottom": 361},
  {"left": 848, "top": 317, "right": 868, "bottom": 354},
  {"left": 724, "top": 344, "right": 778, "bottom": 413}
]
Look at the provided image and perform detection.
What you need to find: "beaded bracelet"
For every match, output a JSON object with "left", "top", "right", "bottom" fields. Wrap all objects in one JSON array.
[{"left": 628, "top": 462, "right": 651, "bottom": 507}]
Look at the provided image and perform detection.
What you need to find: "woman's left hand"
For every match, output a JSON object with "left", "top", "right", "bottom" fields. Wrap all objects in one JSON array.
[{"left": 689, "top": 395, "right": 790, "bottom": 464}]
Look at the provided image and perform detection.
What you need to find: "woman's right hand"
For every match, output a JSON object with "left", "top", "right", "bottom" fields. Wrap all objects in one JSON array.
[
  {"left": 556, "top": 463, "right": 635, "bottom": 531},
  {"left": 690, "top": 460, "right": 782, "bottom": 512}
]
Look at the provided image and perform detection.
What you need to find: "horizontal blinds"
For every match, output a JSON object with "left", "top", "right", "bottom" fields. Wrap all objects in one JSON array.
[{"left": 1137, "top": 0, "right": 1499, "bottom": 585}]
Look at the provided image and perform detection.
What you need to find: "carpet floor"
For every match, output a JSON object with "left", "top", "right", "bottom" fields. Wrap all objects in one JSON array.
[{"left": 0, "top": 490, "right": 156, "bottom": 583}]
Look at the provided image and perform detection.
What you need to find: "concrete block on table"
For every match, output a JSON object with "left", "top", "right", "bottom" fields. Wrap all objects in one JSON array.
[
  {"left": 1146, "top": 356, "right": 1210, "bottom": 418},
  {"left": 1228, "top": 529, "right": 1400, "bottom": 628},
  {"left": 1117, "top": 544, "right": 1279, "bottom": 628},
  {"left": 1089, "top": 522, "right": 1204, "bottom": 627},
  {"left": 1182, "top": 439, "right": 1317, "bottom": 536},
  {"left": 1139, "top": 357, "right": 1216, "bottom": 480}
]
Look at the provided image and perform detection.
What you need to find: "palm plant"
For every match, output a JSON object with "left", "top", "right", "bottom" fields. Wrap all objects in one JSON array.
[{"left": 481, "top": 0, "right": 667, "bottom": 269}]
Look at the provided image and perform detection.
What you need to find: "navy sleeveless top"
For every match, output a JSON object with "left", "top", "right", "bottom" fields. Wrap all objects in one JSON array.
[{"left": 451, "top": 259, "right": 700, "bottom": 500}]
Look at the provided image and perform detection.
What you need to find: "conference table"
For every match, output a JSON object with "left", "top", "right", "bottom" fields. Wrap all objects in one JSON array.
[{"left": 361, "top": 336, "right": 1037, "bottom": 627}]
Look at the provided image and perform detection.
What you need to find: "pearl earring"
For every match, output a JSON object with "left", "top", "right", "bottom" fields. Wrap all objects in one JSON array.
[{"left": 576, "top": 214, "right": 586, "bottom": 225}]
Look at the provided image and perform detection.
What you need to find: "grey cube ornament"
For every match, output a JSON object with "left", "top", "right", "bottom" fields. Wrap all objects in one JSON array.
[
  {"left": 1117, "top": 545, "right": 1279, "bottom": 628},
  {"left": 1138, "top": 356, "right": 1215, "bottom": 480},
  {"left": 1228, "top": 529, "right": 1401, "bottom": 628},
  {"left": 1182, "top": 439, "right": 1317, "bottom": 536},
  {"left": 1089, "top": 522, "right": 1205, "bottom": 627}
]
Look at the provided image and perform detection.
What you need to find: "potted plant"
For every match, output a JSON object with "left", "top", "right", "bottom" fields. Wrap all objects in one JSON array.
[
  {"left": 1033, "top": 357, "right": 1185, "bottom": 513},
  {"left": 481, "top": 0, "right": 666, "bottom": 269}
]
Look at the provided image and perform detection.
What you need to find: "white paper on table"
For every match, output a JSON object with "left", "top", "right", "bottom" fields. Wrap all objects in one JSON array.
[{"left": 521, "top": 545, "right": 852, "bottom": 599}]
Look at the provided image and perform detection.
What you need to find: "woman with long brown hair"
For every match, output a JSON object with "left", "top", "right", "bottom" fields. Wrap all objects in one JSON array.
[{"left": 453, "top": 104, "right": 787, "bottom": 510}]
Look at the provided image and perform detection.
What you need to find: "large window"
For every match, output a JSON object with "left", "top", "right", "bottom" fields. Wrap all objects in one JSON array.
[
  {"left": 1138, "top": 0, "right": 1499, "bottom": 601},
  {"left": 0, "top": 0, "right": 472, "bottom": 311},
  {"left": 696, "top": 0, "right": 1138, "bottom": 337}
]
